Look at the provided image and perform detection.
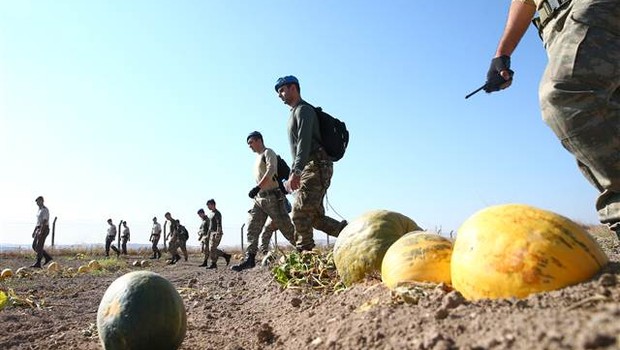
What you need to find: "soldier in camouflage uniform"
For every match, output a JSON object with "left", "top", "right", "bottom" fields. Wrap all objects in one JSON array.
[
  {"left": 197, "top": 208, "right": 211, "bottom": 266},
  {"left": 232, "top": 131, "right": 297, "bottom": 271},
  {"left": 175, "top": 219, "right": 189, "bottom": 262},
  {"left": 104, "top": 218, "right": 120, "bottom": 257},
  {"left": 149, "top": 217, "right": 162, "bottom": 259},
  {"left": 275, "top": 76, "right": 348, "bottom": 252},
  {"left": 485, "top": 0, "right": 620, "bottom": 239},
  {"left": 164, "top": 212, "right": 182, "bottom": 264},
  {"left": 205, "top": 199, "right": 232, "bottom": 269},
  {"left": 120, "top": 221, "right": 130, "bottom": 255}
]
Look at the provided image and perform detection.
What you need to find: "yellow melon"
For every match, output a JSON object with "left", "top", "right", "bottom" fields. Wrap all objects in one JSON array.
[
  {"left": 15, "top": 267, "right": 29, "bottom": 276},
  {"left": 88, "top": 260, "right": 102, "bottom": 270},
  {"left": 451, "top": 204, "right": 608, "bottom": 300},
  {"left": 47, "top": 261, "right": 60, "bottom": 272},
  {"left": 140, "top": 260, "right": 150, "bottom": 267},
  {"left": 381, "top": 231, "right": 453, "bottom": 289},
  {"left": 333, "top": 210, "right": 421, "bottom": 285},
  {"left": 1, "top": 268, "right": 13, "bottom": 279},
  {"left": 77, "top": 265, "right": 90, "bottom": 274}
]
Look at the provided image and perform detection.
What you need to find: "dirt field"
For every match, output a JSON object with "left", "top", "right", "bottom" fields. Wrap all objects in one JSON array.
[{"left": 1, "top": 233, "right": 619, "bottom": 350}]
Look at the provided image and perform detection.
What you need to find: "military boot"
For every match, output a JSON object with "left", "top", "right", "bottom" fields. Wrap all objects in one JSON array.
[
  {"left": 206, "top": 262, "right": 217, "bottom": 269},
  {"left": 231, "top": 253, "right": 256, "bottom": 272},
  {"left": 198, "top": 258, "right": 209, "bottom": 267}
]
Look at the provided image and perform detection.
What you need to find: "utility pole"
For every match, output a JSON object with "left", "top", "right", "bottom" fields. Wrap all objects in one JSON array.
[
  {"left": 51, "top": 217, "right": 57, "bottom": 246},
  {"left": 240, "top": 223, "right": 246, "bottom": 251}
]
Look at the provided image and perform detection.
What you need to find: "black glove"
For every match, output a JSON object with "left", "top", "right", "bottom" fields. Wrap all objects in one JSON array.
[
  {"left": 484, "top": 55, "right": 514, "bottom": 93},
  {"left": 248, "top": 186, "right": 260, "bottom": 198}
]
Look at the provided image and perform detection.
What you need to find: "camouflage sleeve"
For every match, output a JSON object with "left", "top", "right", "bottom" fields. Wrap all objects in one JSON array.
[
  {"left": 291, "top": 104, "right": 317, "bottom": 174},
  {"left": 216, "top": 211, "right": 223, "bottom": 233}
]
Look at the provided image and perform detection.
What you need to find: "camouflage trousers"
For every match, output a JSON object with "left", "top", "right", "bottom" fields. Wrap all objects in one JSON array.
[
  {"left": 151, "top": 236, "right": 160, "bottom": 255},
  {"left": 32, "top": 225, "right": 51, "bottom": 263},
  {"left": 206, "top": 232, "right": 227, "bottom": 263},
  {"left": 259, "top": 196, "right": 292, "bottom": 254},
  {"left": 539, "top": 0, "right": 620, "bottom": 231},
  {"left": 292, "top": 151, "right": 343, "bottom": 251},
  {"left": 168, "top": 236, "right": 187, "bottom": 260},
  {"left": 246, "top": 188, "right": 295, "bottom": 255},
  {"left": 259, "top": 219, "right": 277, "bottom": 255},
  {"left": 168, "top": 236, "right": 180, "bottom": 258},
  {"left": 105, "top": 236, "right": 119, "bottom": 256}
]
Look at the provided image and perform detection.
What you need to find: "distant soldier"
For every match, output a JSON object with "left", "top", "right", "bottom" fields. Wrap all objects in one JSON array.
[
  {"left": 176, "top": 219, "right": 189, "bottom": 262},
  {"left": 105, "top": 218, "right": 120, "bottom": 257},
  {"left": 121, "top": 221, "right": 130, "bottom": 255},
  {"left": 149, "top": 217, "right": 162, "bottom": 259},
  {"left": 197, "top": 208, "right": 211, "bottom": 266},
  {"left": 164, "top": 212, "right": 182, "bottom": 264},
  {"left": 205, "top": 199, "right": 232, "bottom": 269},
  {"left": 30, "top": 196, "right": 53, "bottom": 268}
]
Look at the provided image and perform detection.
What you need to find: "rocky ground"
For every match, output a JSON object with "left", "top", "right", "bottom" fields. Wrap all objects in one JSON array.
[{"left": 1, "top": 232, "right": 619, "bottom": 350}]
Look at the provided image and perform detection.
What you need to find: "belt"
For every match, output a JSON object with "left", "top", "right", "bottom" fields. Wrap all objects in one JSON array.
[
  {"left": 256, "top": 187, "right": 281, "bottom": 197},
  {"left": 532, "top": 0, "right": 572, "bottom": 32}
]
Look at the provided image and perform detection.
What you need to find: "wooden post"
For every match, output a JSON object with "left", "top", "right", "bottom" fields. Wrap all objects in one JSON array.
[
  {"left": 326, "top": 232, "right": 330, "bottom": 246},
  {"left": 51, "top": 216, "right": 57, "bottom": 246},
  {"left": 163, "top": 220, "right": 168, "bottom": 252},
  {"left": 274, "top": 230, "right": 278, "bottom": 251},
  {"left": 240, "top": 223, "right": 245, "bottom": 251},
  {"left": 117, "top": 220, "right": 122, "bottom": 249}
]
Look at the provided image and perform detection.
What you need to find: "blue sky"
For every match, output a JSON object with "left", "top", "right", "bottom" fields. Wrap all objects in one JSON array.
[{"left": 0, "top": 1, "right": 600, "bottom": 248}]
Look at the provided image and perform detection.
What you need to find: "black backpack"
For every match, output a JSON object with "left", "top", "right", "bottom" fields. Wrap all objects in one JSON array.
[
  {"left": 178, "top": 225, "right": 189, "bottom": 240},
  {"left": 262, "top": 154, "right": 290, "bottom": 194},
  {"left": 314, "top": 107, "right": 349, "bottom": 161}
]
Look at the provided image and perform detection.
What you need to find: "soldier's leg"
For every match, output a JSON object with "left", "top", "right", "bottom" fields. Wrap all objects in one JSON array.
[
  {"left": 208, "top": 232, "right": 223, "bottom": 264},
  {"left": 168, "top": 239, "right": 176, "bottom": 259},
  {"left": 38, "top": 226, "right": 52, "bottom": 263},
  {"left": 121, "top": 239, "right": 127, "bottom": 255},
  {"left": 292, "top": 162, "right": 329, "bottom": 251},
  {"left": 540, "top": 5, "right": 620, "bottom": 237},
  {"left": 32, "top": 235, "right": 38, "bottom": 253},
  {"left": 231, "top": 203, "right": 266, "bottom": 271},
  {"left": 245, "top": 202, "right": 268, "bottom": 256},
  {"left": 259, "top": 218, "right": 276, "bottom": 255},
  {"left": 154, "top": 237, "right": 161, "bottom": 258},
  {"left": 105, "top": 238, "right": 111, "bottom": 256},
  {"left": 199, "top": 236, "right": 210, "bottom": 266},
  {"left": 310, "top": 161, "right": 346, "bottom": 237},
  {"left": 31, "top": 234, "right": 42, "bottom": 267},
  {"left": 180, "top": 240, "right": 188, "bottom": 261},
  {"left": 110, "top": 243, "right": 120, "bottom": 256},
  {"left": 264, "top": 195, "right": 296, "bottom": 248}
]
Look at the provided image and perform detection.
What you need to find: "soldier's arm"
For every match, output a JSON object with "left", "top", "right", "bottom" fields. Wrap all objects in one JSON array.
[
  {"left": 291, "top": 105, "right": 316, "bottom": 174},
  {"left": 257, "top": 150, "right": 278, "bottom": 188},
  {"left": 216, "top": 213, "right": 223, "bottom": 234},
  {"left": 495, "top": 0, "right": 536, "bottom": 58}
]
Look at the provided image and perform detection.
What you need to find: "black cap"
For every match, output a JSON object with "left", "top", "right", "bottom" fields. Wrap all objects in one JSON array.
[
  {"left": 247, "top": 131, "right": 262, "bottom": 143},
  {"left": 35, "top": 196, "right": 44, "bottom": 202}
]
